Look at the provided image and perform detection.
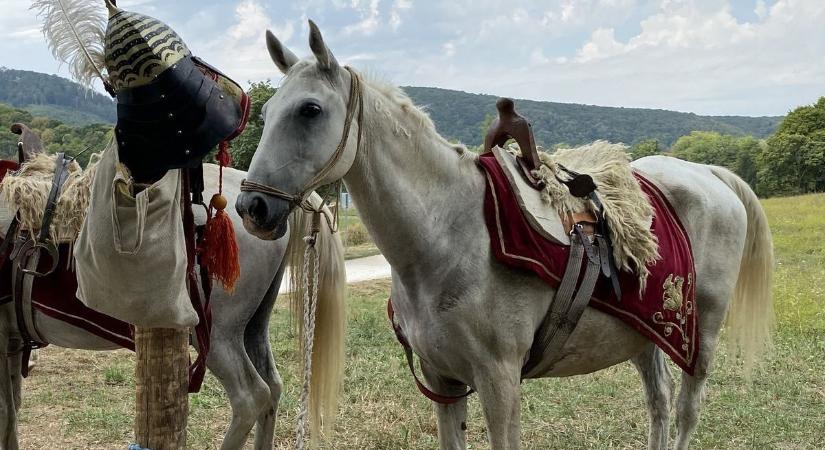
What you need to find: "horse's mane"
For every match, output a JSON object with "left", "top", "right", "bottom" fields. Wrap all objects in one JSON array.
[{"left": 360, "top": 73, "right": 471, "bottom": 156}]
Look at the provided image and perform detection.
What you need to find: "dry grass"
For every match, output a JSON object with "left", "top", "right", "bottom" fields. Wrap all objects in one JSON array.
[{"left": 15, "top": 194, "right": 825, "bottom": 449}]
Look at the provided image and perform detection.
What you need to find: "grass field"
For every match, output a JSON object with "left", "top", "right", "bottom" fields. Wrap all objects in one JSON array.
[{"left": 17, "top": 194, "right": 825, "bottom": 449}]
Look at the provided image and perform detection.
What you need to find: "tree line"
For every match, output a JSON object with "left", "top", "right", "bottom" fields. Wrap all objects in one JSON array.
[
  {"left": 1, "top": 78, "right": 822, "bottom": 199},
  {"left": 0, "top": 103, "right": 111, "bottom": 167},
  {"left": 0, "top": 68, "right": 116, "bottom": 124},
  {"left": 627, "top": 97, "right": 825, "bottom": 197}
]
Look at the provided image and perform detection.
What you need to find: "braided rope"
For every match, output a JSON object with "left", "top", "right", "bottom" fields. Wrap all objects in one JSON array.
[{"left": 294, "top": 230, "right": 320, "bottom": 449}]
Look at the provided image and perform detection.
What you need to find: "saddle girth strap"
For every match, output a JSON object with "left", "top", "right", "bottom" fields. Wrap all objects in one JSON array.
[
  {"left": 522, "top": 223, "right": 603, "bottom": 378},
  {"left": 11, "top": 153, "right": 74, "bottom": 375},
  {"left": 387, "top": 299, "right": 474, "bottom": 405}
]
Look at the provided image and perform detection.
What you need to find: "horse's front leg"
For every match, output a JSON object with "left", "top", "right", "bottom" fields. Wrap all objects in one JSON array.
[
  {"left": 422, "top": 363, "right": 468, "bottom": 450},
  {"left": 474, "top": 362, "right": 522, "bottom": 450}
]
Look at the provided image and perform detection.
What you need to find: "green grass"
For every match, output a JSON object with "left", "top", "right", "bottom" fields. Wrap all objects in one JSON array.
[
  {"left": 339, "top": 209, "right": 380, "bottom": 260},
  {"left": 16, "top": 193, "right": 825, "bottom": 448}
]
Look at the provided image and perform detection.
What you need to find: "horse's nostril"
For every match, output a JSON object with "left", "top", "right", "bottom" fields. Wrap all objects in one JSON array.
[{"left": 249, "top": 195, "right": 268, "bottom": 223}]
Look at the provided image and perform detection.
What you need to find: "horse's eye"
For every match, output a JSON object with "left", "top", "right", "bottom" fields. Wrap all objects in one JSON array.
[{"left": 299, "top": 102, "right": 322, "bottom": 118}]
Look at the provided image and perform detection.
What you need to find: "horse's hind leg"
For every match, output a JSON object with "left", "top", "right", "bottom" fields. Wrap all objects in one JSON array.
[
  {"left": 632, "top": 344, "right": 674, "bottom": 450},
  {"left": 422, "top": 362, "right": 468, "bottom": 450},
  {"left": 674, "top": 373, "right": 707, "bottom": 450},
  {"left": 244, "top": 272, "right": 285, "bottom": 450},
  {"left": 674, "top": 287, "right": 728, "bottom": 450},
  {"left": 208, "top": 330, "right": 272, "bottom": 450}
]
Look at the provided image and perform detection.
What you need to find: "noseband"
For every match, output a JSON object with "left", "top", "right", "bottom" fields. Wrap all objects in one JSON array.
[{"left": 240, "top": 66, "right": 364, "bottom": 213}]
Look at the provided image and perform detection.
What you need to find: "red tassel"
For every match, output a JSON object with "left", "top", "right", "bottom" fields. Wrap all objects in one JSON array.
[{"left": 202, "top": 142, "right": 241, "bottom": 293}]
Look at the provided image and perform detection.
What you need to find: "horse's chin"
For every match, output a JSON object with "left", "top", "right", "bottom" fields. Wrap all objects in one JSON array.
[{"left": 241, "top": 215, "right": 288, "bottom": 241}]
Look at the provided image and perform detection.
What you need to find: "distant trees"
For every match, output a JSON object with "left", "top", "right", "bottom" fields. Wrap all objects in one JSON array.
[
  {"left": 628, "top": 139, "right": 661, "bottom": 160},
  {"left": 2, "top": 70, "right": 824, "bottom": 200},
  {"left": 670, "top": 131, "right": 762, "bottom": 188},
  {"left": 402, "top": 86, "right": 781, "bottom": 148},
  {"left": 758, "top": 97, "right": 825, "bottom": 196},
  {"left": 0, "top": 68, "right": 115, "bottom": 123},
  {"left": 228, "top": 80, "right": 277, "bottom": 171},
  {"left": 0, "top": 103, "right": 112, "bottom": 166},
  {"left": 654, "top": 97, "right": 825, "bottom": 197}
]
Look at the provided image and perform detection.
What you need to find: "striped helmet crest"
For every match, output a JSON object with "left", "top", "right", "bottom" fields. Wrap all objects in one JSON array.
[{"left": 104, "top": 8, "right": 191, "bottom": 91}]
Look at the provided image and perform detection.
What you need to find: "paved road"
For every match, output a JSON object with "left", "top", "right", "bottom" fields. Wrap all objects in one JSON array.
[{"left": 279, "top": 254, "right": 390, "bottom": 293}]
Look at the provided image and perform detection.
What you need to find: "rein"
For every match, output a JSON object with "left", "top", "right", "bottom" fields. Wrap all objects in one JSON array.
[{"left": 240, "top": 66, "right": 364, "bottom": 210}]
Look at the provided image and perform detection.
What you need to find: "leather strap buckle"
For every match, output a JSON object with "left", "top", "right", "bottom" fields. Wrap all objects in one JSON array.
[{"left": 17, "top": 238, "right": 59, "bottom": 277}]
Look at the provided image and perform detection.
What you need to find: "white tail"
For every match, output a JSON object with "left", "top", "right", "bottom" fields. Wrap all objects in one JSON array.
[
  {"left": 711, "top": 167, "right": 775, "bottom": 373},
  {"left": 286, "top": 192, "right": 346, "bottom": 442}
]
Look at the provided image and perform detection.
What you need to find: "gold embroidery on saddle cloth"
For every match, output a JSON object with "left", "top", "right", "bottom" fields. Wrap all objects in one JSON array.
[
  {"left": 662, "top": 274, "right": 685, "bottom": 311},
  {"left": 653, "top": 273, "right": 695, "bottom": 359}
]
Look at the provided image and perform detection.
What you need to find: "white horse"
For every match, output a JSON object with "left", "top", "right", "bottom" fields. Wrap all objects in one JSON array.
[
  {"left": 236, "top": 21, "right": 775, "bottom": 450},
  {"left": 0, "top": 161, "right": 346, "bottom": 450}
]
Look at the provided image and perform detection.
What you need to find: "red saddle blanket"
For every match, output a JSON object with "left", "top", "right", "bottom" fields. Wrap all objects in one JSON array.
[
  {"left": 478, "top": 153, "right": 699, "bottom": 374},
  {"left": 0, "top": 243, "right": 135, "bottom": 350},
  {"left": 0, "top": 161, "right": 133, "bottom": 349}
]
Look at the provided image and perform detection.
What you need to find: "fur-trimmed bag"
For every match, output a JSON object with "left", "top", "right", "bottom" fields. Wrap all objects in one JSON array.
[{"left": 73, "top": 140, "right": 197, "bottom": 328}]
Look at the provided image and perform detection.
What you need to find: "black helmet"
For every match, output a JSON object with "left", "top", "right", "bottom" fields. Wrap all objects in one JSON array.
[{"left": 103, "top": 1, "right": 249, "bottom": 180}]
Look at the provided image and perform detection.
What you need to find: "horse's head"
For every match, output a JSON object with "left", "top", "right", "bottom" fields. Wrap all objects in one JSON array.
[{"left": 236, "top": 21, "right": 361, "bottom": 240}]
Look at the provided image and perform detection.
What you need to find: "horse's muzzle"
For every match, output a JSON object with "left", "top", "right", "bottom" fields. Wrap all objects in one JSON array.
[{"left": 235, "top": 191, "right": 290, "bottom": 240}]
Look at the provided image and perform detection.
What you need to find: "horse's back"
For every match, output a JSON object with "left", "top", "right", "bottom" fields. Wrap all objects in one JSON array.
[{"left": 633, "top": 155, "right": 748, "bottom": 234}]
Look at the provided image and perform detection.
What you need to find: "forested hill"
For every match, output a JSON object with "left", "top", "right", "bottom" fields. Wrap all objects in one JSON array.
[
  {"left": 0, "top": 68, "right": 115, "bottom": 126},
  {"left": 402, "top": 86, "right": 783, "bottom": 147},
  {"left": 0, "top": 68, "right": 781, "bottom": 147}
]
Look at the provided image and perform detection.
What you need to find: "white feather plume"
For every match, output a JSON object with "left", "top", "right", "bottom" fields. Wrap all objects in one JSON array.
[{"left": 31, "top": 0, "right": 108, "bottom": 89}]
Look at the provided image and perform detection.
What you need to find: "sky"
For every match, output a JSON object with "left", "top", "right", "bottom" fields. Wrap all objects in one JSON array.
[{"left": 0, "top": 0, "right": 823, "bottom": 116}]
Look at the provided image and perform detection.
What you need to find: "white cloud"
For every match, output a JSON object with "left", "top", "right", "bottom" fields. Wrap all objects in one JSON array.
[
  {"left": 1, "top": 0, "right": 823, "bottom": 116},
  {"left": 202, "top": 0, "right": 295, "bottom": 81},
  {"left": 443, "top": 42, "right": 456, "bottom": 58},
  {"left": 754, "top": 0, "right": 768, "bottom": 20},
  {"left": 576, "top": 28, "right": 625, "bottom": 62},
  {"left": 0, "top": 0, "right": 45, "bottom": 45},
  {"left": 344, "top": 0, "right": 382, "bottom": 35},
  {"left": 389, "top": 0, "right": 413, "bottom": 30}
]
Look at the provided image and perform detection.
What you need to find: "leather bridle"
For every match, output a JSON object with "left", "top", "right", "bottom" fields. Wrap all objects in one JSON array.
[{"left": 240, "top": 66, "right": 364, "bottom": 215}]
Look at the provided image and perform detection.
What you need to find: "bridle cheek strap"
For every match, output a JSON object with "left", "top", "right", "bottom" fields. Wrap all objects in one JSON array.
[{"left": 240, "top": 66, "right": 364, "bottom": 211}]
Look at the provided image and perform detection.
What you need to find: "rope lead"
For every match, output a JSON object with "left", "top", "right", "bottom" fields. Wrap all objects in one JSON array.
[{"left": 295, "top": 229, "right": 321, "bottom": 450}]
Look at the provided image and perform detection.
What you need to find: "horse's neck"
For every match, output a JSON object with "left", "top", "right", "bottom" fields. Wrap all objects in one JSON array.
[{"left": 343, "top": 89, "right": 487, "bottom": 282}]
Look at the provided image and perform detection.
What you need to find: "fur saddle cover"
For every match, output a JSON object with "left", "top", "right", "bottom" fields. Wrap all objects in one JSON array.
[
  {"left": 0, "top": 153, "right": 101, "bottom": 243},
  {"left": 510, "top": 140, "right": 660, "bottom": 289}
]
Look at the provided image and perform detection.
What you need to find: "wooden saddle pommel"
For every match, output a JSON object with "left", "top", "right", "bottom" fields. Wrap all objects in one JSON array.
[
  {"left": 10, "top": 123, "right": 44, "bottom": 163},
  {"left": 483, "top": 98, "right": 544, "bottom": 189}
]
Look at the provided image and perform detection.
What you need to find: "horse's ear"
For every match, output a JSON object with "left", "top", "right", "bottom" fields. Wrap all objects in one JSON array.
[
  {"left": 308, "top": 19, "right": 339, "bottom": 72},
  {"left": 266, "top": 29, "right": 298, "bottom": 74}
]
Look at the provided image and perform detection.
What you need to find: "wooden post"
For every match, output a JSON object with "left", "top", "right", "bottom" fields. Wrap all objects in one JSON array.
[{"left": 134, "top": 327, "right": 189, "bottom": 450}]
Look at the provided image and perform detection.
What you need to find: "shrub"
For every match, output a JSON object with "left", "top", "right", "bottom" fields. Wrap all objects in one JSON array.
[{"left": 344, "top": 221, "right": 370, "bottom": 246}]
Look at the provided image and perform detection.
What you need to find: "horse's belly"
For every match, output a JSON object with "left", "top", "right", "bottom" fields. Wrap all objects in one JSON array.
[
  {"left": 35, "top": 314, "right": 122, "bottom": 351},
  {"left": 533, "top": 307, "right": 648, "bottom": 378}
]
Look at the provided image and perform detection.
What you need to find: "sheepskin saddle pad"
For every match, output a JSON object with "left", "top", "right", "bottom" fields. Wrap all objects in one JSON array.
[
  {"left": 491, "top": 141, "right": 659, "bottom": 286},
  {"left": 0, "top": 153, "right": 101, "bottom": 244}
]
